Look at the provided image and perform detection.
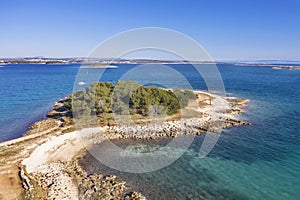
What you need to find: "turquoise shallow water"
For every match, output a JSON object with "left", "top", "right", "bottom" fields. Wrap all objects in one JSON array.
[{"left": 0, "top": 63, "right": 299, "bottom": 199}]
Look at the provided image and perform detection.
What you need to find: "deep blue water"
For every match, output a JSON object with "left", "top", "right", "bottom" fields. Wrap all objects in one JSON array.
[
  {"left": 0, "top": 64, "right": 79, "bottom": 141},
  {"left": 0, "top": 63, "right": 299, "bottom": 199}
]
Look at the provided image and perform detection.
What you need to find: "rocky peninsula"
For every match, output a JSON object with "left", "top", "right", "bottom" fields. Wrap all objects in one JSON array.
[{"left": 0, "top": 86, "right": 250, "bottom": 200}]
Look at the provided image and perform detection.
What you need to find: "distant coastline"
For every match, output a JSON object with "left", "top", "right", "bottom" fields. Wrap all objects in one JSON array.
[
  {"left": 233, "top": 63, "right": 300, "bottom": 70},
  {"left": 271, "top": 66, "right": 300, "bottom": 70},
  {"left": 1, "top": 58, "right": 300, "bottom": 70},
  {"left": 81, "top": 64, "right": 119, "bottom": 68},
  {"left": 0, "top": 57, "right": 216, "bottom": 65}
]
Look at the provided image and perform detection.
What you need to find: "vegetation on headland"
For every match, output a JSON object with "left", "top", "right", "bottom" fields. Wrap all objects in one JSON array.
[
  {"left": 0, "top": 81, "right": 252, "bottom": 199},
  {"left": 0, "top": 82, "right": 251, "bottom": 199},
  {"left": 64, "top": 81, "right": 197, "bottom": 125}
]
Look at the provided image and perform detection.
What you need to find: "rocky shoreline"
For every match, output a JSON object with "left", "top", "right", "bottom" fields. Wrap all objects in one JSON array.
[
  {"left": 0, "top": 90, "right": 250, "bottom": 200},
  {"left": 104, "top": 117, "right": 249, "bottom": 140}
]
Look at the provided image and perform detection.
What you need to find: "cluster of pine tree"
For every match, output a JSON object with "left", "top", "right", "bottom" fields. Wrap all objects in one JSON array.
[{"left": 65, "top": 81, "right": 196, "bottom": 120}]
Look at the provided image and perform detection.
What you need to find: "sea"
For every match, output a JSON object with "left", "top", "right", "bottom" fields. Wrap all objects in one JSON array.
[{"left": 0, "top": 63, "right": 299, "bottom": 199}]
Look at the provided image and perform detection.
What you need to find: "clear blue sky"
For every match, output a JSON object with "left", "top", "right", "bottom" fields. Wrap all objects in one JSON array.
[{"left": 1, "top": 0, "right": 300, "bottom": 60}]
